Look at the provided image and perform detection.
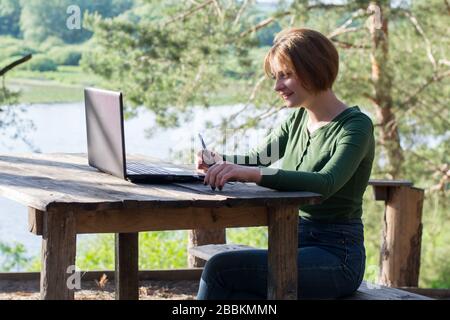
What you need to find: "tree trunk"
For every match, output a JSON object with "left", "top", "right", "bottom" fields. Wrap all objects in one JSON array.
[{"left": 369, "top": 3, "right": 404, "bottom": 178}]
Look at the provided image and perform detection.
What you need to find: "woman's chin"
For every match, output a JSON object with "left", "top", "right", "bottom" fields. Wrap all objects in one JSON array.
[{"left": 284, "top": 100, "right": 300, "bottom": 108}]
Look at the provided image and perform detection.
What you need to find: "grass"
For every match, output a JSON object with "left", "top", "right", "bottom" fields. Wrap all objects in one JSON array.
[
  {"left": 4, "top": 66, "right": 106, "bottom": 104},
  {"left": 7, "top": 79, "right": 83, "bottom": 104},
  {"left": 3, "top": 65, "right": 249, "bottom": 105}
]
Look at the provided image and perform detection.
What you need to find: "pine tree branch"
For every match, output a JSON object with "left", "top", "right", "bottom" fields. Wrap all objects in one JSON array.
[
  {"left": 398, "top": 69, "right": 450, "bottom": 109},
  {"left": 212, "top": 0, "right": 224, "bottom": 22},
  {"left": 397, "top": 94, "right": 450, "bottom": 129},
  {"left": 407, "top": 150, "right": 449, "bottom": 193},
  {"left": 308, "top": 4, "right": 347, "bottom": 10},
  {"left": 332, "top": 39, "right": 370, "bottom": 49},
  {"left": 0, "top": 54, "right": 32, "bottom": 77},
  {"left": 327, "top": 9, "right": 368, "bottom": 39},
  {"left": 439, "top": 59, "right": 450, "bottom": 67},
  {"left": 240, "top": 11, "right": 292, "bottom": 38},
  {"left": 403, "top": 11, "right": 437, "bottom": 71},
  {"left": 162, "top": 0, "right": 214, "bottom": 27},
  {"left": 223, "top": 75, "right": 266, "bottom": 124},
  {"left": 235, "top": 3, "right": 360, "bottom": 39},
  {"left": 233, "top": 0, "right": 250, "bottom": 27}
]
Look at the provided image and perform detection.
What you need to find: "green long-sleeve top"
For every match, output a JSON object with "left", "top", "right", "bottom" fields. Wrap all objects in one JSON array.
[{"left": 223, "top": 106, "right": 375, "bottom": 222}]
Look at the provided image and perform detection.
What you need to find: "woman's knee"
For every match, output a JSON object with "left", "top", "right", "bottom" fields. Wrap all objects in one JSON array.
[{"left": 202, "top": 249, "right": 267, "bottom": 278}]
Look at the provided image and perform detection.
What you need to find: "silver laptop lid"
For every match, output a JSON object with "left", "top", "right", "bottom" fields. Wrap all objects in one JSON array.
[{"left": 85, "top": 87, "right": 127, "bottom": 179}]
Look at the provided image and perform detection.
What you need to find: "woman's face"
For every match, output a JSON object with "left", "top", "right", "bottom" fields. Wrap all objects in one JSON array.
[{"left": 271, "top": 61, "right": 310, "bottom": 108}]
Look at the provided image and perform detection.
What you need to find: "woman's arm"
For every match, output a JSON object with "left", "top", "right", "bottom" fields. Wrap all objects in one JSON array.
[{"left": 258, "top": 116, "right": 374, "bottom": 199}]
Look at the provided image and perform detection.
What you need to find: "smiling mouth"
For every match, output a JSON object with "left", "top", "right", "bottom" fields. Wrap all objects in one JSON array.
[{"left": 281, "top": 92, "right": 293, "bottom": 99}]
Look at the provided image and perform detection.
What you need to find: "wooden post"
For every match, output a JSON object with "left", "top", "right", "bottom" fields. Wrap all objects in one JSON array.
[
  {"left": 380, "top": 186, "right": 424, "bottom": 287},
  {"left": 40, "top": 209, "right": 77, "bottom": 300},
  {"left": 28, "top": 207, "right": 43, "bottom": 235},
  {"left": 115, "top": 233, "right": 139, "bottom": 300},
  {"left": 267, "top": 205, "right": 298, "bottom": 300},
  {"left": 188, "top": 228, "right": 226, "bottom": 268}
]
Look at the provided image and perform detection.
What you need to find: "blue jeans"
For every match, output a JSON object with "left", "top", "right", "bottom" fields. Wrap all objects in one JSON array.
[{"left": 197, "top": 217, "right": 366, "bottom": 300}]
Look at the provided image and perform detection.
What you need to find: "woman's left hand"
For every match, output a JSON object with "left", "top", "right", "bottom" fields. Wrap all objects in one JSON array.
[{"left": 203, "top": 162, "right": 262, "bottom": 190}]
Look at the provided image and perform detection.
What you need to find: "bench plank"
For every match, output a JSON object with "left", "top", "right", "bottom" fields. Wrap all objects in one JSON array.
[
  {"left": 343, "top": 281, "right": 432, "bottom": 300},
  {"left": 189, "top": 244, "right": 256, "bottom": 261}
]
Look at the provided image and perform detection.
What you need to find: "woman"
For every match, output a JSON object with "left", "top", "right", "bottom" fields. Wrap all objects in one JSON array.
[{"left": 196, "top": 28, "right": 375, "bottom": 299}]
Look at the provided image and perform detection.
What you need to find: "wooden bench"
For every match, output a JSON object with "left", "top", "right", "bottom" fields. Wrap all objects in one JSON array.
[{"left": 189, "top": 244, "right": 432, "bottom": 300}]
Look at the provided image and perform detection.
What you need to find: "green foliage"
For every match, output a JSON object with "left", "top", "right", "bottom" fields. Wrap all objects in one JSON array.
[
  {"left": 67, "top": 228, "right": 268, "bottom": 271},
  {"left": 19, "top": 0, "right": 134, "bottom": 44},
  {"left": 75, "top": 232, "right": 189, "bottom": 270},
  {"left": 81, "top": 0, "right": 264, "bottom": 127},
  {"left": 0, "top": 241, "right": 31, "bottom": 272},
  {"left": 24, "top": 228, "right": 268, "bottom": 272},
  {"left": 227, "top": 227, "right": 268, "bottom": 249},
  {"left": 50, "top": 47, "right": 83, "bottom": 66},
  {"left": 0, "top": 36, "right": 37, "bottom": 62},
  {"left": 27, "top": 55, "right": 58, "bottom": 72},
  {"left": 0, "top": 79, "right": 19, "bottom": 105},
  {"left": 0, "top": 0, "right": 21, "bottom": 37}
]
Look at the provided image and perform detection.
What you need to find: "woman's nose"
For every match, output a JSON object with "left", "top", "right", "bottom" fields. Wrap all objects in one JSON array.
[{"left": 273, "top": 78, "right": 284, "bottom": 91}]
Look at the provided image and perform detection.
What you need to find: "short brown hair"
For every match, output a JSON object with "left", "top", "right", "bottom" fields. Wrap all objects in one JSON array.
[{"left": 264, "top": 28, "right": 339, "bottom": 93}]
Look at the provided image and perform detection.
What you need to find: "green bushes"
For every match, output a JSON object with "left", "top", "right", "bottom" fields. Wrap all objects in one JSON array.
[
  {"left": 0, "top": 36, "right": 84, "bottom": 72},
  {"left": 0, "top": 241, "right": 31, "bottom": 272},
  {"left": 27, "top": 56, "right": 58, "bottom": 72},
  {"left": 0, "top": 36, "right": 36, "bottom": 61},
  {"left": 50, "top": 47, "right": 82, "bottom": 66}
]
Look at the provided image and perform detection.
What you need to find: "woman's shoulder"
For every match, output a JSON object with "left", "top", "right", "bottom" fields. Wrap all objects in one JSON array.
[
  {"left": 288, "top": 107, "right": 307, "bottom": 123},
  {"left": 340, "top": 106, "right": 374, "bottom": 131}
]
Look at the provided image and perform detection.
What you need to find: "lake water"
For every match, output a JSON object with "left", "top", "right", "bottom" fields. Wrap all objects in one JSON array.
[{"left": 0, "top": 102, "right": 288, "bottom": 259}]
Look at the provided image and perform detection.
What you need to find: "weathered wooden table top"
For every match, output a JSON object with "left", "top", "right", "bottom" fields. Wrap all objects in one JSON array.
[{"left": 0, "top": 153, "right": 322, "bottom": 212}]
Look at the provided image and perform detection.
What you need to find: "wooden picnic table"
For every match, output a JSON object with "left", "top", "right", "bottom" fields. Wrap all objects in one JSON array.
[{"left": 0, "top": 153, "right": 322, "bottom": 300}]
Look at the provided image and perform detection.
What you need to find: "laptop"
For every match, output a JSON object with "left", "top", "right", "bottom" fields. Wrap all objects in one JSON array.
[{"left": 84, "top": 87, "right": 204, "bottom": 183}]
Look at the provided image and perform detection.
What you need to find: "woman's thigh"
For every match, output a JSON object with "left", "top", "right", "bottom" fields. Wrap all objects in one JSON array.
[
  {"left": 197, "top": 246, "right": 361, "bottom": 300},
  {"left": 197, "top": 249, "right": 268, "bottom": 300},
  {"left": 297, "top": 246, "right": 357, "bottom": 299}
]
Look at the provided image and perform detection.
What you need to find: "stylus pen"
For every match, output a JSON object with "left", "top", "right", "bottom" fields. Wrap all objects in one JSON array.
[
  {"left": 198, "top": 133, "right": 213, "bottom": 168},
  {"left": 197, "top": 134, "right": 234, "bottom": 187},
  {"left": 198, "top": 133, "right": 207, "bottom": 150}
]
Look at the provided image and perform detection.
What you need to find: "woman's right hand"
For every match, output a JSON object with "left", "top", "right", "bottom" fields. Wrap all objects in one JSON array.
[{"left": 196, "top": 150, "right": 223, "bottom": 173}]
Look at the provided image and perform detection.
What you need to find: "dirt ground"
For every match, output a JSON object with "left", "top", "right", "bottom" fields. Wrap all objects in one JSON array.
[{"left": 0, "top": 279, "right": 199, "bottom": 300}]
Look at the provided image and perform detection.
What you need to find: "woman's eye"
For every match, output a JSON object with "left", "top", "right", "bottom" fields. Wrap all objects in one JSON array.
[{"left": 271, "top": 72, "right": 291, "bottom": 80}]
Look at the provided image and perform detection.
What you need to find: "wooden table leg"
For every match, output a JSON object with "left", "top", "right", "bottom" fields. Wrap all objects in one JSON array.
[
  {"left": 40, "top": 209, "right": 76, "bottom": 300},
  {"left": 115, "top": 232, "right": 139, "bottom": 300},
  {"left": 267, "top": 205, "right": 298, "bottom": 300}
]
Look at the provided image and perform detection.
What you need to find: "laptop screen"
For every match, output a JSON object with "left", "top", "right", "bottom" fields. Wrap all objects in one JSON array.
[{"left": 85, "top": 88, "right": 127, "bottom": 179}]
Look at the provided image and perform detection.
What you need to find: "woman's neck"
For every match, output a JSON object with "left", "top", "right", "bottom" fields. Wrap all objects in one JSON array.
[{"left": 303, "top": 90, "right": 347, "bottom": 126}]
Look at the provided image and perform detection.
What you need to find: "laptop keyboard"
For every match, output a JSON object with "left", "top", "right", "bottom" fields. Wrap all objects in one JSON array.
[{"left": 126, "top": 161, "right": 170, "bottom": 175}]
